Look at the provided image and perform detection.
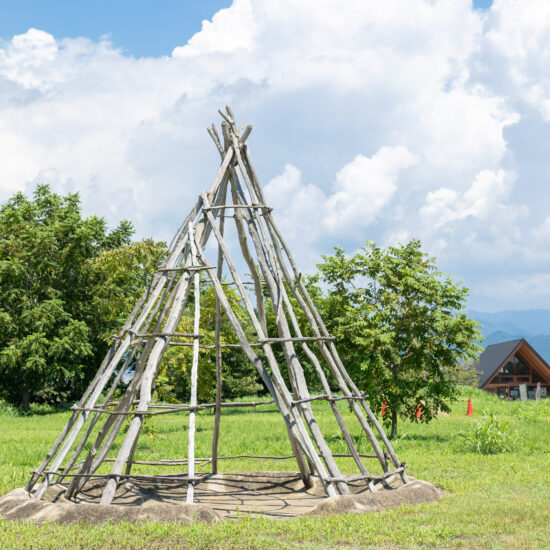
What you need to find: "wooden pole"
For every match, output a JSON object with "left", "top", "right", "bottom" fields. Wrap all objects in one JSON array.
[
  {"left": 214, "top": 140, "right": 311, "bottom": 484},
  {"left": 200, "top": 193, "right": 336, "bottom": 495},
  {"left": 197, "top": 245, "right": 319, "bottom": 491},
  {"left": 99, "top": 267, "right": 194, "bottom": 504},
  {"left": 186, "top": 223, "right": 201, "bottom": 503},
  {"left": 238, "top": 211, "right": 348, "bottom": 494},
  {"left": 259, "top": 202, "right": 406, "bottom": 479},
  {"left": 98, "top": 162, "right": 233, "bottom": 505},
  {"left": 229, "top": 177, "right": 267, "bottom": 333},
  {"left": 58, "top": 345, "right": 140, "bottom": 483},
  {"left": 211, "top": 180, "right": 228, "bottom": 475},
  {"left": 240, "top": 143, "right": 402, "bottom": 480},
  {"left": 224, "top": 140, "right": 348, "bottom": 494},
  {"left": 211, "top": 140, "right": 308, "bottom": 483},
  {"left": 64, "top": 268, "right": 185, "bottom": 498}
]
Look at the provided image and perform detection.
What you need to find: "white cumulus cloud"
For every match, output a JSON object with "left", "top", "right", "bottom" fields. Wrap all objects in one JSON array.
[{"left": 0, "top": 0, "right": 549, "bottom": 309}]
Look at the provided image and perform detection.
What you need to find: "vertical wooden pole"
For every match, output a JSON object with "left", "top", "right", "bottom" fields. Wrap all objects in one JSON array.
[{"left": 186, "top": 223, "right": 201, "bottom": 504}]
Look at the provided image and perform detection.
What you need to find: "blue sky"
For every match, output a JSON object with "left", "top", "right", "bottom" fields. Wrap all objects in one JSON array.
[
  {"left": 1, "top": 0, "right": 549, "bottom": 313},
  {"left": 0, "top": 1, "right": 231, "bottom": 57}
]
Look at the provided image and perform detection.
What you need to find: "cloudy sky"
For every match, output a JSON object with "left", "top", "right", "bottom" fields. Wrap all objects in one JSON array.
[{"left": 1, "top": 0, "right": 549, "bottom": 312}]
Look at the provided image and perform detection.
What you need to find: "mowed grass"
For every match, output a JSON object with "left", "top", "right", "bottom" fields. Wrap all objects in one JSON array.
[{"left": 1, "top": 388, "right": 549, "bottom": 549}]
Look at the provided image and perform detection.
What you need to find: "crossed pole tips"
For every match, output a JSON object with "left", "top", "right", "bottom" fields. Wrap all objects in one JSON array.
[{"left": 26, "top": 106, "right": 409, "bottom": 506}]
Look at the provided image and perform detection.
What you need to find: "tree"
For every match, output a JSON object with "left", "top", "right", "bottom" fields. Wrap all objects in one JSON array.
[
  {"left": 317, "top": 240, "right": 482, "bottom": 438},
  {"left": 0, "top": 185, "right": 165, "bottom": 409}
]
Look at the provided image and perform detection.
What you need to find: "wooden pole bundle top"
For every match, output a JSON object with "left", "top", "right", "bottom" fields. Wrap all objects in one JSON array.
[{"left": 26, "top": 107, "right": 408, "bottom": 505}]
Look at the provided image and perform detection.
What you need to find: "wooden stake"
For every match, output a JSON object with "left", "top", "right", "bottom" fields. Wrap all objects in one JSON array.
[{"left": 186, "top": 223, "right": 201, "bottom": 504}]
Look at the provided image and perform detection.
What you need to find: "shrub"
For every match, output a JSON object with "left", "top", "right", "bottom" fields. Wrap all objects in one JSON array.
[{"left": 460, "top": 411, "right": 517, "bottom": 454}]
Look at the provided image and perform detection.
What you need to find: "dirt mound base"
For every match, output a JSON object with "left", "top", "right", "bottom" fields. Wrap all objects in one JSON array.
[
  {"left": 0, "top": 472, "right": 442, "bottom": 524},
  {"left": 309, "top": 479, "right": 442, "bottom": 515},
  {"left": 0, "top": 488, "right": 219, "bottom": 525}
]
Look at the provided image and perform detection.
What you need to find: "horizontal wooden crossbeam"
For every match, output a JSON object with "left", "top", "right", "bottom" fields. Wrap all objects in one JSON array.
[
  {"left": 102, "top": 452, "right": 385, "bottom": 466},
  {"left": 157, "top": 265, "right": 217, "bottom": 272},
  {"left": 258, "top": 336, "right": 335, "bottom": 344},
  {"left": 167, "top": 342, "right": 262, "bottom": 348},
  {"left": 325, "top": 466, "right": 406, "bottom": 484},
  {"left": 203, "top": 204, "right": 272, "bottom": 212},
  {"left": 71, "top": 399, "right": 277, "bottom": 416},
  {"left": 291, "top": 394, "right": 368, "bottom": 406},
  {"left": 135, "top": 332, "right": 204, "bottom": 339},
  {"left": 33, "top": 470, "right": 208, "bottom": 483}
]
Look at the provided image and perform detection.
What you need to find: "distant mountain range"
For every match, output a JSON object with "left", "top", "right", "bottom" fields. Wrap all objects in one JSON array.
[{"left": 469, "top": 309, "right": 550, "bottom": 363}]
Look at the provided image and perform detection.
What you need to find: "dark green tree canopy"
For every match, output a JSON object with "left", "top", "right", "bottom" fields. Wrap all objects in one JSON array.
[
  {"left": 0, "top": 185, "right": 164, "bottom": 409},
  {"left": 317, "top": 240, "right": 482, "bottom": 437}
]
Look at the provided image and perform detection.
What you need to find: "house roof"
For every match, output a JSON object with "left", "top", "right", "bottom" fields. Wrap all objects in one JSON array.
[
  {"left": 477, "top": 339, "right": 523, "bottom": 388},
  {"left": 477, "top": 338, "right": 550, "bottom": 388}
]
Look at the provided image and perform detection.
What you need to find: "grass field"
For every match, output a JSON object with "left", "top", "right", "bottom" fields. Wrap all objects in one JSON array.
[{"left": 1, "top": 387, "right": 549, "bottom": 549}]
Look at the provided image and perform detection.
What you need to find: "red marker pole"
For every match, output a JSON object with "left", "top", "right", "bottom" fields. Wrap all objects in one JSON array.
[
  {"left": 467, "top": 397, "right": 473, "bottom": 416},
  {"left": 416, "top": 404, "right": 422, "bottom": 418}
]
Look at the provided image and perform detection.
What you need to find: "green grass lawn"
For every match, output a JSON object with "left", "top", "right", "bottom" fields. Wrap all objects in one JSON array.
[{"left": 1, "top": 388, "right": 549, "bottom": 549}]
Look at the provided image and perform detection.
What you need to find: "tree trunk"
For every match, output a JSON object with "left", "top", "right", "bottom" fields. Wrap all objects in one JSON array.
[
  {"left": 22, "top": 389, "right": 30, "bottom": 412},
  {"left": 390, "top": 409, "right": 398, "bottom": 439},
  {"left": 390, "top": 363, "right": 399, "bottom": 439}
]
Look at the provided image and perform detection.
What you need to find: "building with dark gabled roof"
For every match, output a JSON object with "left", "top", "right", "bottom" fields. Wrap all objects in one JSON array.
[{"left": 477, "top": 339, "right": 550, "bottom": 400}]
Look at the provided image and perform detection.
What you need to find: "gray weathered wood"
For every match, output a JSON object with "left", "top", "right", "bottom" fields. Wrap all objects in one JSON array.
[
  {"left": 201, "top": 192, "right": 338, "bottom": 494},
  {"left": 30, "top": 108, "right": 409, "bottom": 503},
  {"left": 97, "top": 187, "right": 231, "bottom": 505},
  {"left": 224, "top": 154, "right": 349, "bottom": 494},
  {"left": 212, "top": 178, "right": 228, "bottom": 475},
  {"left": 186, "top": 223, "right": 201, "bottom": 503},
  {"left": 241, "top": 144, "right": 396, "bottom": 481},
  {"left": 192, "top": 215, "right": 329, "bottom": 494}
]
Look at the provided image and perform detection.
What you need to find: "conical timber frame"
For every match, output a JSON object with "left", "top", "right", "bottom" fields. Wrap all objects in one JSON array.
[{"left": 26, "top": 107, "right": 408, "bottom": 505}]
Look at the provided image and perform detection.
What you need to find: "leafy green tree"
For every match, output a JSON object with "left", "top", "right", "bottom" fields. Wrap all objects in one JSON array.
[
  {"left": 90, "top": 238, "right": 167, "bottom": 340},
  {"left": 0, "top": 185, "right": 164, "bottom": 409},
  {"left": 317, "top": 240, "right": 482, "bottom": 438}
]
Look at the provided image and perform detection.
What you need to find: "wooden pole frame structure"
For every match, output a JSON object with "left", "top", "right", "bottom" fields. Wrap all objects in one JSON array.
[{"left": 26, "top": 107, "right": 408, "bottom": 505}]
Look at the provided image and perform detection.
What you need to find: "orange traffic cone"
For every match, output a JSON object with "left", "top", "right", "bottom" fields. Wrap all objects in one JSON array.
[
  {"left": 382, "top": 401, "right": 387, "bottom": 416},
  {"left": 416, "top": 404, "right": 422, "bottom": 418},
  {"left": 467, "top": 397, "right": 473, "bottom": 416}
]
